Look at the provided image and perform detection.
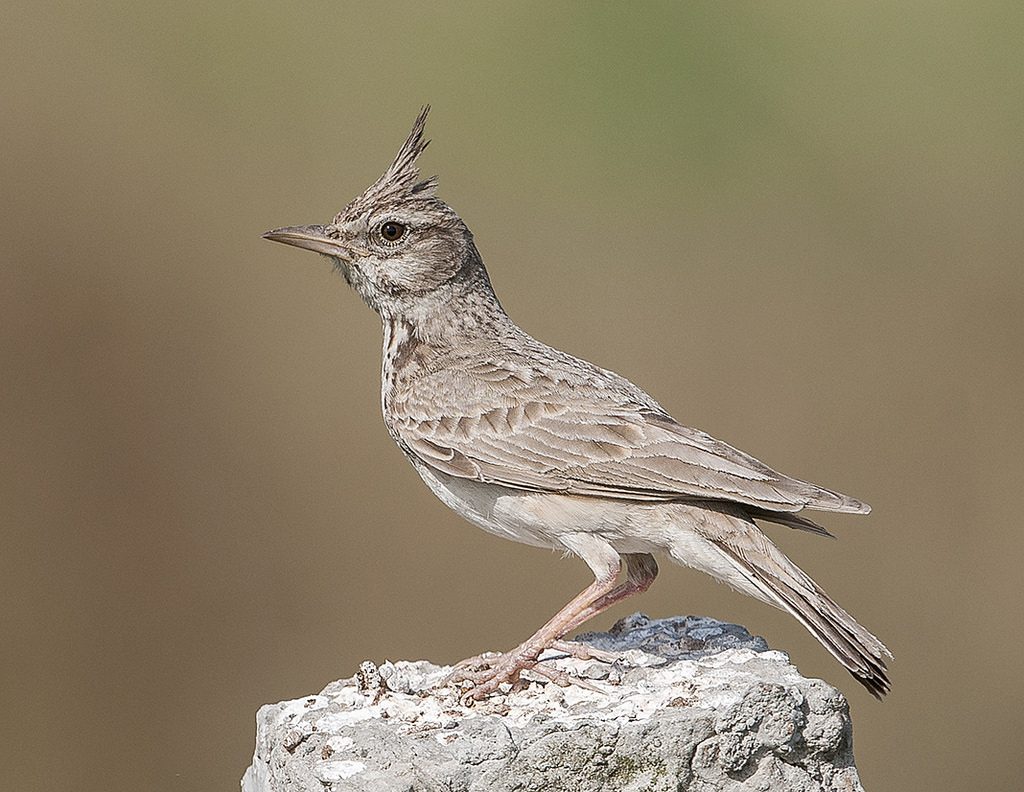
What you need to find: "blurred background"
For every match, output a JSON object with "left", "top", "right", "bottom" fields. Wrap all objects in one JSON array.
[{"left": 2, "top": 2, "right": 1021, "bottom": 790}]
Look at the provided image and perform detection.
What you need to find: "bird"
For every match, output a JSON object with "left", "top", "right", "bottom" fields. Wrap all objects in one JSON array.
[{"left": 262, "top": 107, "right": 891, "bottom": 700}]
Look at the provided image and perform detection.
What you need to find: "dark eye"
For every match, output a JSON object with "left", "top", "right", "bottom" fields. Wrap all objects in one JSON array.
[{"left": 379, "top": 221, "right": 407, "bottom": 243}]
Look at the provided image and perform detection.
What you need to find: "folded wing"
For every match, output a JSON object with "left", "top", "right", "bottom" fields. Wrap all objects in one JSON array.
[{"left": 394, "top": 395, "right": 869, "bottom": 516}]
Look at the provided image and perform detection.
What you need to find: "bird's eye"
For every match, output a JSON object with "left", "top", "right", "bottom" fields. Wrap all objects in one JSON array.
[{"left": 379, "top": 221, "right": 407, "bottom": 244}]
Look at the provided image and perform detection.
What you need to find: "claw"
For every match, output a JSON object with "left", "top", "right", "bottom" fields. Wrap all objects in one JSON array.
[
  {"left": 527, "top": 663, "right": 604, "bottom": 693},
  {"left": 450, "top": 651, "right": 502, "bottom": 672},
  {"left": 442, "top": 640, "right": 616, "bottom": 701},
  {"left": 549, "top": 639, "right": 629, "bottom": 664}
]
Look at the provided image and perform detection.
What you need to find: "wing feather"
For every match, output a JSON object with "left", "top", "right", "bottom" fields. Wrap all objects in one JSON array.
[{"left": 395, "top": 393, "right": 868, "bottom": 515}]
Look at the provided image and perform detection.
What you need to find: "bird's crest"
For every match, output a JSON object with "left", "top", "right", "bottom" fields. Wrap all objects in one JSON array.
[{"left": 347, "top": 106, "right": 438, "bottom": 214}]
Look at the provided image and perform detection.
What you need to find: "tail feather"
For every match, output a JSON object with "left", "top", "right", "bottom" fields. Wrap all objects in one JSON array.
[
  {"left": 716, "top": 539, "right": 892, "bottom": 699},
  {"left": 746, "top": 506, "right": 835, "bottom": 538}
]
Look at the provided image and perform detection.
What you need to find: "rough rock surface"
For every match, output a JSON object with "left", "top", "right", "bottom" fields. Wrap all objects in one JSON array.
[{"left": 242, "top": 614, "right": 864, "bottom": 792}]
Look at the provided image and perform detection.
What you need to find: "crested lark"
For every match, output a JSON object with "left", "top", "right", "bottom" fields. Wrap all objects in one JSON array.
[{"left": 263, "top": 108, "right": 891, "bottom": 700}]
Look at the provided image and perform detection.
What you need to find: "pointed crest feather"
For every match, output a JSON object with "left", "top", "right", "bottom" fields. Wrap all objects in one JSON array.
[{"left": 368, "top": 105, "right": 437, "bottom": 200}]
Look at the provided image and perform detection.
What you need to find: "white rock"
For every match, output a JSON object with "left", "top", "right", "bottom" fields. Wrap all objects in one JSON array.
[{"left": 242, "top": 614, "right": 864, "bottom": 792}]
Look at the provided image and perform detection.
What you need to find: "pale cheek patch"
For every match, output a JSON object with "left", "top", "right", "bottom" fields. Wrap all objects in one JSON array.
[{"left": 383, "top": 260, "right": 422, "bottom": 292}]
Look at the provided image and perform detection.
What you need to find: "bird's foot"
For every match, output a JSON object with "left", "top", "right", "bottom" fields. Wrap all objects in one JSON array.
[
  {"left": 445, "top": 648, "right": 536, "bottom": 701},
  {"left": 446, "top": 644, "right": 604, "bottom": 703},
  {"left": 548, "top": 639, "right": 631, "bottom": 664},
  {"left": 448, "top": 650, "right": 504, "bottom": 674}
]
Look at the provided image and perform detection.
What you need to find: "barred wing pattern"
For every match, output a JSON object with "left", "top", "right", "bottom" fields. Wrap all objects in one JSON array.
[{"left": 390, "top": 361, "right": 869, "bottom": 517}]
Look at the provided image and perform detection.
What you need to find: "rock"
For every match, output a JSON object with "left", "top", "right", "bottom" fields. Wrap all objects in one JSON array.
[{"left": 241, "top": 614, "right": 864, "bottom": 792}]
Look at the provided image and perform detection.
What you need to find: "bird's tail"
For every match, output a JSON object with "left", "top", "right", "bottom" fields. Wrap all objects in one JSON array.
[{"left": 672, "top": 510, "right": 892, "bottom": 698}]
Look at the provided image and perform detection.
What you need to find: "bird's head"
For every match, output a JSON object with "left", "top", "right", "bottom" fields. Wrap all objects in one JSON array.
[{"left": 263, "top": 107, "right": 482, "bottom": 318}]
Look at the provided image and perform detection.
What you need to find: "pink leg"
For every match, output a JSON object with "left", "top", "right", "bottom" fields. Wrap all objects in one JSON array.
[
  {"left": 564, "top": 553, "right": 658, "bottom": 634},
  {"left": 451, "top": 552, "right": 658, "bottom": 700},
  {"left": 551, "top": 553, "right": 658, "bottom": 660},
  {"left": 451, "top": 551, "right": 621, "bottom": 700}
]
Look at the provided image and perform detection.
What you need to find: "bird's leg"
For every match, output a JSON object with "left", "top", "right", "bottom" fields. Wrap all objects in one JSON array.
[
  {"left": 449, "top": 552, "right": 621, "bottom": 701},
  {"left": 550, "top": 553, "right": 658, "bottom": 661}
]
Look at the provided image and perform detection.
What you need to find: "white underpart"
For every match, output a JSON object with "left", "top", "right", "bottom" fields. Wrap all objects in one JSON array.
[{"left": 413, "top": 465, "right": 760, "bottom": 597}]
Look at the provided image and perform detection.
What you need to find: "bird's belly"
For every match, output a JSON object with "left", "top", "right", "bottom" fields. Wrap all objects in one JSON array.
[
  {"left": 409, "top": 463, "right": 675, "bottom": 555},
  {"left": 411, "top": 463, "right": 562, "bottom": 550}
]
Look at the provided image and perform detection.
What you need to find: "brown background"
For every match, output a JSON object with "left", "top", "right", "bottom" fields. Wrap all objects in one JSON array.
[{"left": 2, "top": 3, "right": 1022, "bottom": 790}]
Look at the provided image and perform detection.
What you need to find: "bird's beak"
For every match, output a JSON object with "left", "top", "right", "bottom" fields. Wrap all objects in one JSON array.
[{"left": 261, "top": 225, "right": 351, "bottom": 258}]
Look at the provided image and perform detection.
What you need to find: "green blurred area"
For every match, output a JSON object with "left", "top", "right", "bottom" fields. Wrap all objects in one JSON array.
[{"left": 2, "top": 3, "right": 1022, "bottom": 790}]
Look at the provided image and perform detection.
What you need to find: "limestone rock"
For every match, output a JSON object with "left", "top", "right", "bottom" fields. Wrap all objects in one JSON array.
[{"left": 242, "top": 614, "right": 864, "bottom": 792}]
